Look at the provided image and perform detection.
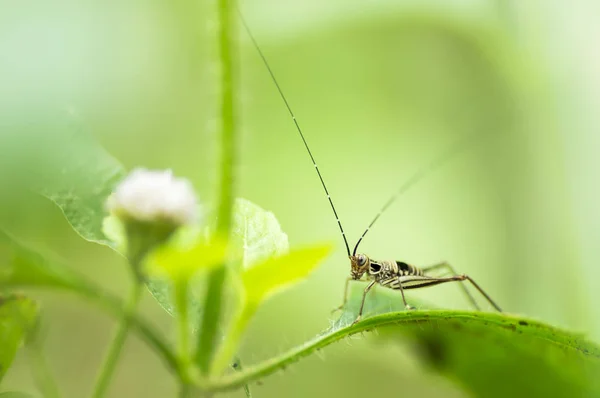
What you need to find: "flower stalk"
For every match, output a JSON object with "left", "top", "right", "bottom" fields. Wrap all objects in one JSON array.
[{"left": 196, "top": 0, "right": 237, "bottom": 374}]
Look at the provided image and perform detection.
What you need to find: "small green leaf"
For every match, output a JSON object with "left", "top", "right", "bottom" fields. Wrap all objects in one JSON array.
[
  {"left": 0, "top": 295, "right": 39, "bottom": 382},
  {"left": 230, "top": 198, "right": 289, "bottom": 270},
  {"left": 145, "top": 198, "right": 288, "bottom": 317},
  {"left": 145, "top": 235, "right": 228, "bottom": 283},
  {"left": 241, "top": 245, "right": 331, "bottom": 306},
  {"left": 210, "top": 244, "right": 331, "bottom": 375},
  {"left": 144, "top": 231, "right": 228, "bottom": 318},
  {"left": 0, "top": 111, "right": 125, "bottom": 245}
]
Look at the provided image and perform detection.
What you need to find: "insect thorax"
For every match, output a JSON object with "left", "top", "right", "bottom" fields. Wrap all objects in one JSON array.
[{"left": 367, "top": 259, "right": 398, "bottom": 279}]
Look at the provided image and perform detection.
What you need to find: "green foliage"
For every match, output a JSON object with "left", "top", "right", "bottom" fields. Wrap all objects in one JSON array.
[
  {"left": 0, "top": 111, "right": 125, "bottom": 245},
  {"left": 0, "top": 393, "right": 36, "bottom": 398},
  {"left": 240, "top": 245, "right": 331, "bottom": 308},
  {"left": 230, "top": 198, "right": 289, "bottom": 270},
  {"left": 0, "top": 229, "right": 179, "bottom": 375},
  {"left": 207, "top": 284, "right": 600, "bottom": 395},
  {"left": 0, "top": 229, "right": 91, "bottom": 292},
  {"left": 0, "top": 295, "right": 38, "bottom": 382},
  {"left": 0, "top": 2, "right": 597, "bottom": 397},
  {"left": 142, "top": 198, "right": 289, "bottom": 319},
  {"left": 210, "top": 244, "right": 332, "bottom": 375}
]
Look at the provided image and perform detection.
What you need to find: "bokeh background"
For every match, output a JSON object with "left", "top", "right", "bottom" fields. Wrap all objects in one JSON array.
[{"left": 2, "top": 0, "right": 600, "bottom": 397}]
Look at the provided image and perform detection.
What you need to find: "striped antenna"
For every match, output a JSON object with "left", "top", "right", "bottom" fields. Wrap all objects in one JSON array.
[
  {"left": 352, "top": 132, "right": 479, "bottom": 256},
  {"left": 239, "top": 11, "right": 352, "bottom": 257}
]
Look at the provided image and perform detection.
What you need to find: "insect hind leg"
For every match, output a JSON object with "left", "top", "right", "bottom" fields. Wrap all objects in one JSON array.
[
  {"left": 416, "top": 272, "right": 502, "bottom": 312},
  {"left": 421, "top": 262, "right": 480, "bottom": 310}
]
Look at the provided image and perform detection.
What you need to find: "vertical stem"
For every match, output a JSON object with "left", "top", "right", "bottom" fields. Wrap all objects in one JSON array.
[
  {"left": 175, "top": 279, "right": 191, "bottom": 371},
  {"left": 215, "top": 0, "right": 236, "bottom": 235},
  {"left": 90, "top": 281, "right": 142, "bottom": 398},
  {"left": 196, "top": 0, "right": 237, "bottom": 373},
  {"left": 27, "top": 336, "right": 62, "bottom": 398},
  {"left": 209, "top": 305, "right": 253, "bottom": 376}
]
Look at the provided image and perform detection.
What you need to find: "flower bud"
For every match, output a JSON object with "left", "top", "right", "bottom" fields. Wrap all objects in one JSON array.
[{"left": 106, "top": 169, "right": 200, "bottom": 271}]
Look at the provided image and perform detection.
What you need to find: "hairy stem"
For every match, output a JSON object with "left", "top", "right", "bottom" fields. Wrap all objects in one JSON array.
[
  {"left": 198, "top": 310, "right": 598, "bottom": 393},
  {"left": 196, "top": 0, "right": 237, "bottom": 373}
]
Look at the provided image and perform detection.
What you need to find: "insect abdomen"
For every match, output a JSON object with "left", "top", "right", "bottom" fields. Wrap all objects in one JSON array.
[{"left": 396, "top": 261, "right": 423, "bottom": 276}]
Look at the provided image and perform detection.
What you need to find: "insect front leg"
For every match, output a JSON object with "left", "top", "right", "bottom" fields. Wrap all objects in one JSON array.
[
  {"left": 331, "top": 277, "right": 353, "bottom": 314},
  {"left": 352, "top": 280, "right": 376, "bottom": 325},
  {"left": 421, "top": 262, "right": 481, "bottom": 310},
  {"left": 395, "top": 279, "right": 416, "bottom": 311}
]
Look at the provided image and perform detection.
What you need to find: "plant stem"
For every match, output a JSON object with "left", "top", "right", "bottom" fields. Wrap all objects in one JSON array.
[
  {"left": 231, "top": 356, "right": 252, "bottom": 398},
  {"left": 174, "top": 279, "right": 191, "bottom": 373},
  {"left": 209, "top": 306, "right": 253, "bottom": 376},
  {"left": 179, "top": 384, "right": 192, "bottom": 398},
  {"left": 27, "top": 337, "right": 62, "bottom": 398},
  {"left": 196, "top": 0, "right": 237, "bottom": 373},
  {"left": 90, "top": 281, "right": 142, "bottom": 398},
  {"left": 73, "top": 279, "right": 180, "bottom": 375}
]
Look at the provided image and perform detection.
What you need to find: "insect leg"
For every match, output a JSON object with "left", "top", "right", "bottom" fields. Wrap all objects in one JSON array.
[
  {"left": 331, "top": 277, "right": 353, "bottom": 313},
  {"left": 421, "top": 262, "right": 480, "bottom": 310},
  {"left": 352, "top": 280, "right": 376, "bottom": 325},
  {"left": 403, "top": 274, "right": 502, "bottom": 312},
  {"left": 395, "top": 279, "right": 416, "bottom": 310}
]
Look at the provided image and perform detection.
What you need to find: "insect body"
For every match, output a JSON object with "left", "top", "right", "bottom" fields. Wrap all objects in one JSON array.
[
  {"left": 240, "top": 12, "right": 502, "bottom": 324},
  {"left": 345, "top": 253, "right": 501, "bottom": 324}
]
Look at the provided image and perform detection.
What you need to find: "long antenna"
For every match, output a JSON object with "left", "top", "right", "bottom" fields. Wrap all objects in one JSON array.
[
  {"left": 352, "top": 132, "right": 480, "bottom": 256},
  {"left": 238, "top": 11, "right": 352, "bottom": 257}
]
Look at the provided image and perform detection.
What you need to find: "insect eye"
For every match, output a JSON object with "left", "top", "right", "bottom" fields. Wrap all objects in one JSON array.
[{"left": 358, "top": 255, "right": 366, "bottom": 266}]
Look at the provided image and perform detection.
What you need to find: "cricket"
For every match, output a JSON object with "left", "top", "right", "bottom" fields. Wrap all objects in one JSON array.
[{"left": 240, "top": 13, "right": 502, "bottom": 325}]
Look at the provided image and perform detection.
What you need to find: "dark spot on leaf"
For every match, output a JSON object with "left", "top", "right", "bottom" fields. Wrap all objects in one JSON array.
[
  {"left": 519, "top": 320, "right": 528, "bottom": 326},
  {"left": 451, "top": 322, "right": 462, "bottom": 331},
  {"left": 256, "top": 380, "right": 264, "bottom": 386},
  {"left": 232, "top": 362, "right": 239, "bottom": 369},
  {"left": 416, "top": 333, "right": 447, "bottom": 370}
]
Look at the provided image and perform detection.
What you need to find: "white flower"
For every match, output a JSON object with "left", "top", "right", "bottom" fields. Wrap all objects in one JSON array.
[{"left": 107, "top": 168, "right": 199, "bottom": 226}]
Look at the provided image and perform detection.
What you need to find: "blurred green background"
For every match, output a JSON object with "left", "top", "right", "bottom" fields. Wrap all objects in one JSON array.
[{"left": 2, "top": 0, "right": 600, "bottom": 396}]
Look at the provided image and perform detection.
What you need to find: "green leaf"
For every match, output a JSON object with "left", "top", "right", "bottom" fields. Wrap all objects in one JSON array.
[
  {"left": 145, "top": 235, "right": 228, "bottom": 283},
  {"left": 146, "top": 198, "right": 288, "bottom": 317},
  {"left": 204, "top": 284, "right": 600, "bottom": 396},
  {"left": 0, "top": 230, "right": 90, "bottom": 291},
  {"left": 209, "top": 244, "right": 331, "bottom": 375},
  {"left": 0, "top": 295, "right": 38, "bottom": 382},
  {"left": 144, "top": 230, "right": 228, "bottom": 318},
  {"left": 241, "top": 245, "right": 331, "bottom": 307},
  {"left": 230, "top": 198, "right": 289, "bottom": 270},
  {"left": 0, "top": 393, "right": 36, "bottom": 398},
  {"left": 0, "top": 110, "right": 125, "bottom": 245},
  {"left": 0, "top": 229, "right": 179, "bottom": 375}
]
